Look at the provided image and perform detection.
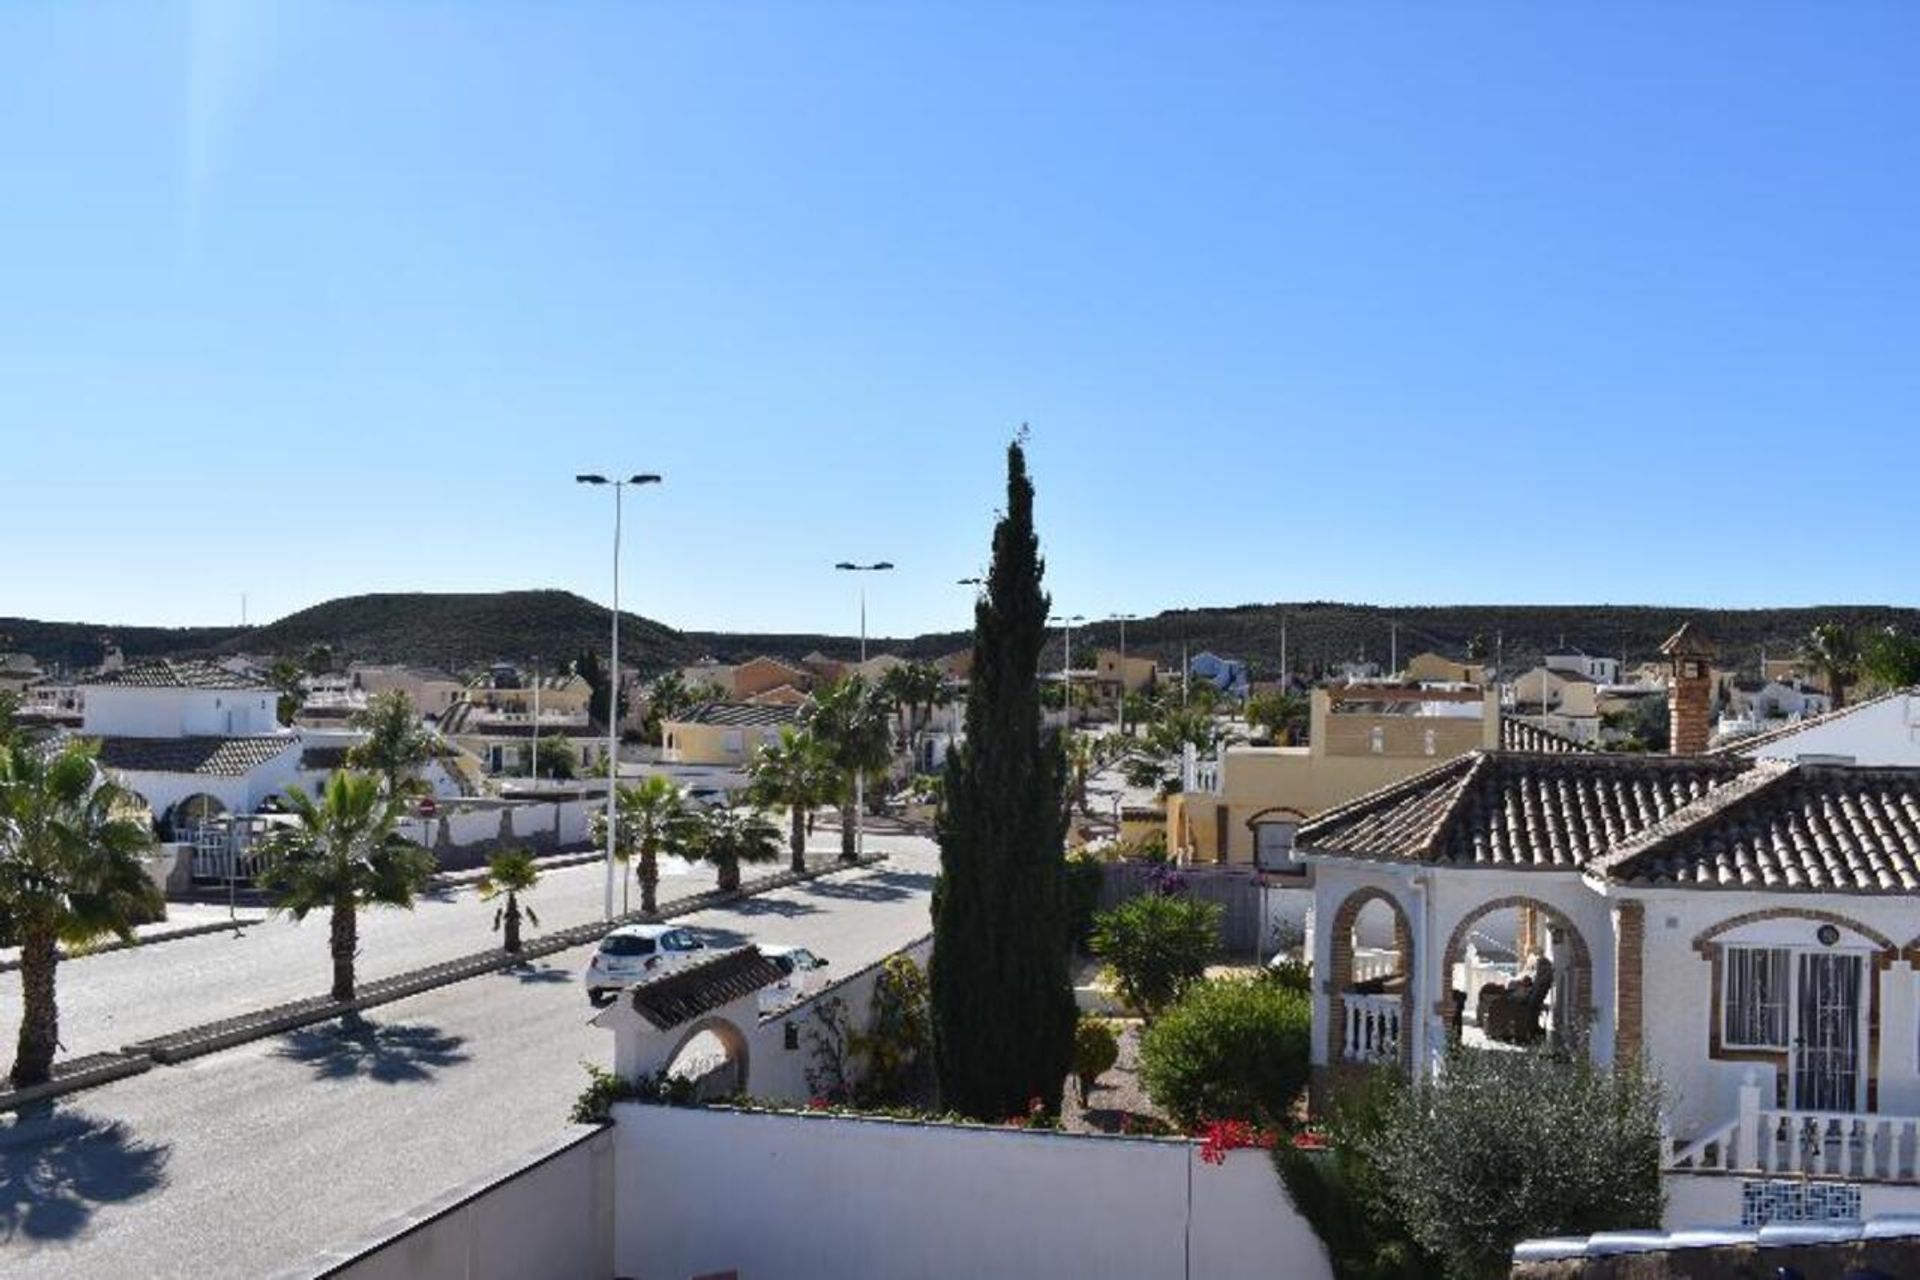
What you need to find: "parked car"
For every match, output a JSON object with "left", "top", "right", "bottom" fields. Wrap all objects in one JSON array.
[
  {"left": 756, "top": 944, "right": 830, "bottom": 1014},
  {"left": 585, "top": 924, "right": 708, "bottom": 1006}
]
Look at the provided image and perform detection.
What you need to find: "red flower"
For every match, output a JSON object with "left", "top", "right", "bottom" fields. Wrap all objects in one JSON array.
[{"left": 1197, "top": 1118, "right": 1277, "bottom": 1165}]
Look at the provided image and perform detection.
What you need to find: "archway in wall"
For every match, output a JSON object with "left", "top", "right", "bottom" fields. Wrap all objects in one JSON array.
[
  {"left": 1438, "top": 896, "right": 1594, "bottom": 1054},
  {"left": 664, "top": 1015, "right": 752, "bottom": 1101},
  {"left": 165, "top": 793, "right": 228, "bottom": 840},
  {"left": 1326, "top": 888, "right": 1415, "bottom": 1070}
]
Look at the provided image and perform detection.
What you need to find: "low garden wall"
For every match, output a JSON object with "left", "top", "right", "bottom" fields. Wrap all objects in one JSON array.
[
  {"left": 611, "top": 1102, "right": 1332, "bottom": 1280},
  {"left": 302, "top": 1125, "right": 612, "bottom": 1280}
]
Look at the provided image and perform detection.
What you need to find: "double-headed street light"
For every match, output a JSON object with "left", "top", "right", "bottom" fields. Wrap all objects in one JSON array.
[
  {"left": 578, "top": 472, "right": 662, "bottom": 919},
  {"left": 835, "top": 560, "right": 894, "bottom": 858}
]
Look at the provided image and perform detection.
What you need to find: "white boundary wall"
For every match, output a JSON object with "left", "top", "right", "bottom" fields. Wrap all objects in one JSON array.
[
  {"left": 312, "top": 1125, "right": 612, "bottom": 1280},
  {"left": 613, "top": 1103, "right": 1332, "bottom": 1280}
]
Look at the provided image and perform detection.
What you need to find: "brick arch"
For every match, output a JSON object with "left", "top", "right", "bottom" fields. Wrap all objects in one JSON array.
[
  {"left": 1691, "top": 908, "right": 1897, "bottom": 957},
  {"left": 665, "top": 1015, "right": 751, "bottom": 1099},
  {"left": 1437, "top": 894, "right": 1595, "bottom": 1049},
  {"left": 1326, "top": 887, "right": 1415, "bottom": 1070}
]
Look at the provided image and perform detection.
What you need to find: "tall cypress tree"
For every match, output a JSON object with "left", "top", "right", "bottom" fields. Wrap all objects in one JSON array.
[{"left": 931, "top": 438, "right": 1076, "bottom": 1117}]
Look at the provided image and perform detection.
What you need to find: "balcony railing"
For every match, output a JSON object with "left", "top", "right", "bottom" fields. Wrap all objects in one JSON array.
[
  {"left": 1667, "top": 1073, "right": 1920, "bottom": 1183},
  {"left": 1343, "top": 993, "right": 1401, "bottom": 1064}
]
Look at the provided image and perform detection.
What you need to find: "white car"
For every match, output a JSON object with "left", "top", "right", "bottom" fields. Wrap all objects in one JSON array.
[
  {"left": 585, "top": 925, "right": 707, "bottom": 1005},
  {"left": 756, "top": 945, "right": 830, "bottom": 1014}
]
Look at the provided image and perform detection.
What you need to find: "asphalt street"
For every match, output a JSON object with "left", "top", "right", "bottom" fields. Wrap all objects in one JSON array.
[
  {"left": 0, "top": 833, "right": 938, "bottom": 1280},
  {"left": 0, "top": 852, "right": 717, "bottom": 1064}
]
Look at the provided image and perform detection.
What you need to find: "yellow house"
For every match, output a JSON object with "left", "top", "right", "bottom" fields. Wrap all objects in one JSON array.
[
  {"left": 1167, "top": 684, "right": 1499, "bottom": 866},
  {"left": 1094, "top": 648, "right": 1157, "bottom": 696},
  {"left": 468, "top": 672, "right": 593, "bottom": 719},
  {"left": 350, "top": 663, "right": 467, "bottom": 717},
  {"left": 661, "top": 702, "right": 801, "bottom": 766},
  {"left": 1400, "top": 651, "right": 1491, "bottom": 685},
  {"left": 731, "top": 656, "right": 814, "bottom": 700}
]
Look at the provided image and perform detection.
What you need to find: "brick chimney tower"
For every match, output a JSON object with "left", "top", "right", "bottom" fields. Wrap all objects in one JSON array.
[{"left": 1660, "top": 621, "right": 1715, "bottom": 755}]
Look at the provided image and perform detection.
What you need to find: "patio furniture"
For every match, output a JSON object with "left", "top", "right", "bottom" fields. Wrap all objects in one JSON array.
[{"left": 1476, "top": 954, "right": 1554, "bottom": 1045}]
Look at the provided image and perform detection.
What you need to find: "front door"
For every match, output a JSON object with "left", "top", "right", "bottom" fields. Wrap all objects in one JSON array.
[{"left": 1793, "top": 952, "right": 1864, "bottom": 1112}]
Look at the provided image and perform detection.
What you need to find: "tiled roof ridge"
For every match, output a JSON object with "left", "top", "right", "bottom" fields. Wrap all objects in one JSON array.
[
  {"left": 1419, "top": 751, "right": 1493, "bottom": 859},
  {"left": 1298, "top": 752, "right": 1479, "bottom": 840},
  {"left": 1501, "top": 716, "right": 1599, "bottom": 754},
  {"left": 1707, "top": 685, "right": 1916, "bottom": 758},
  {"left": 1589, "top": 758, "right": 1789, "bottom": 883}
]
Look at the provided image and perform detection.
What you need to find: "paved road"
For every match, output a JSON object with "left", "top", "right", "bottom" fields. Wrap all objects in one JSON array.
[
  {"left": 0, "top": 853, "right": 720, "bottom": 1065},
  {"left": 0, "top": 834, "right": 938, "bottom": 1280}
]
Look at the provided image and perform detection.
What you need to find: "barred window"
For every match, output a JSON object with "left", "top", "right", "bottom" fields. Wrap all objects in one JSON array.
[{"left": 1723, "top": 946, "right": 1790, "bottom": 1049}]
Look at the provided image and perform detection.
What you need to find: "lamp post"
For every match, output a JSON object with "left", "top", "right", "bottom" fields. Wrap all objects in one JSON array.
[
  {"left": 1051, "top": 613, "right": 1086, "bottom": 727},
  {"left": 835, "top": 561, "right": 894, "bottom": 858},
  {"left": 577, "top": 472, "right": 662, "bottom": 919},
  {"left": 1110, "top": 612, "right": 1137, "bottom": 737}
]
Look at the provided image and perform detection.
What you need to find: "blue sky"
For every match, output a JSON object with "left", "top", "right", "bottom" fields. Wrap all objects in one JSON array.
[{"left": 4, "top": 3, "right": 1917, "bottom": 637}]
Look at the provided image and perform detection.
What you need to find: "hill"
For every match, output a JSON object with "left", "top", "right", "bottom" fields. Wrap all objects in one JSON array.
[
  {"left": 9, "top": 594, "right": 1918, "bottom": 680},
  {"left": 3, "top": 591, "right": 697, "bottom": 676}
]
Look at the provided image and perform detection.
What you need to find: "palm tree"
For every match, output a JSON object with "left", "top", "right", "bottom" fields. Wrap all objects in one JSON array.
[
  {"left": 689, "top": 804, "right": 783, "bottom": 894},
  {"left": 1247, "top": 689, "right": 1309, "bottom": 745},
  {"left": 805, "top": 676, "right": 897, "bottom": 862},
  {"left": 1063, "top": 732, "right": 1098, "bottom": 818},
  {"left": 0, "top": 739, "right": 161, "bottom": 1087},
  {"left": 594, "top": 774, "right": 694, "bottom": 915},
  {"left": 748, "top": 727, "right": 835, "bottom": 873},
  {"left": 883, "top": 661, "right": 947, "bottom": 773},
  {"left": 347, "top": 690, "right": 435, "bottom": 797},
  {"left": 641, "top": 670, "right": 695, "bottom": 746},
  {"left": 256, "top": 771, "right": 436, "bottom": 1002},
  {"left": 477, "top": 847, "right": 541, "bottom": 955},
  {"left": 1801, "top": 623, "right": 1862, "bottom": 710}
]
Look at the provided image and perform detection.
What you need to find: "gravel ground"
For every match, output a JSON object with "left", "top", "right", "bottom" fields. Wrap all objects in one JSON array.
[{"left": 1059, "top": 1019, "right": 1176, "bottom": 1136}]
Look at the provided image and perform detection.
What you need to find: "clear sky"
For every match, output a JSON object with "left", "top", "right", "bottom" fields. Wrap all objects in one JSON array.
[{"left": 4, "top": 2, "right": 1917, "bottom": 638}]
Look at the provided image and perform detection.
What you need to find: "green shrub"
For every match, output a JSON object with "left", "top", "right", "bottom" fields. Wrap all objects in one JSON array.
[
  {"left": 1360, "top": 1051, "right": 1665, "bottom": 1280},
  {"left": 1062, "top": 850, "right": 1106, "bottom": 953},
  {"left": 569, "top": 1065, "right": 694, "bottom": 1123},
  {"left": 1091, "top": 893, "right": 1219, "bottom": 1018},
  {"left": 1139, "top": 978, "right": 1310, "bottom": 1127},
  {"left": 1072, "top": 1017, "right": 1121, "bottom": 1102},
  {"left": 1272, "top": 1070, "right": 1438, "bottom": 1280},
  {"left": 853, "top": 954, "right": 931, "bottom": 1104},
  {"left": 1265, "top": 957, "right": 1312, "bottom": 994}
]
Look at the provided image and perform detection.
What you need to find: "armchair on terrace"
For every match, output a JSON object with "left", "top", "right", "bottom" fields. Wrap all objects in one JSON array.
[{"left": 1475, "top": 954, "right": 1554, "bottom": 1045}]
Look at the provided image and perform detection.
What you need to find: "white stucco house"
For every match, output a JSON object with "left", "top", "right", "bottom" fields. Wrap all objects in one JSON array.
[
  {"left": 1300, "top": 743, "right": 1920, "bottom": 1222},
  {"left": 76, "top": 658, "right": 302, "bottom": 828}
]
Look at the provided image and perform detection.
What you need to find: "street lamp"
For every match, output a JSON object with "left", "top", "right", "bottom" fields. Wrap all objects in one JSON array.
[
  {"left": 1051, "top": 613, "right": 1086, "bottom": 726},
  {"left": 1110, "top": 612, "right": 1138, "bottom": 737},
  {"left": 578, "top": 472, "right": 662, "bottom": 919},
  {"left": 835, "top": 561, "right": 894, "bottom": 859}
]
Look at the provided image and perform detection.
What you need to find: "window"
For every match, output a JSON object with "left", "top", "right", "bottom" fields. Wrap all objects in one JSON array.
[
  {"left": 1724, "top": 946, "right": 1790, "bottom": 1049},
  {"left": 1369, "top": 726, "right": 1385, "bottom": 754},
  {"left": 599, "top": 935, "right": 656, "bottom": 958},
  {"left": 1254, "top": 821, "right": 1301, "bottom": 874}
]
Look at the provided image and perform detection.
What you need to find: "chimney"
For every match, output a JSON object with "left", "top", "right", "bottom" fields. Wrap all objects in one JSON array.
[{"left": 1660, "top": 621, "right": 1715, "bottom": 755}]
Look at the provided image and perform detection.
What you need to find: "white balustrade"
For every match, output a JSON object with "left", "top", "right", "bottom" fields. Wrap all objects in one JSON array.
[
  {"left": 1350, "top": 947, "right": 1401, "bottom": 984},
  {"left": 1342, "top": 993, "right": 1401, "bottom": 1064},
  {"left": 1666, "top": 1073, "right": 1920, "bottom": 1183}
]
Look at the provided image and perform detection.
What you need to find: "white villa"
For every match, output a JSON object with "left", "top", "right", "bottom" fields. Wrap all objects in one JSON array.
[
  {"left": 1302, "top": 627, "right": 1920, "bottom": 1222},
  {"left": 77, "top": 658, "right": 302, "bottom": 827}
]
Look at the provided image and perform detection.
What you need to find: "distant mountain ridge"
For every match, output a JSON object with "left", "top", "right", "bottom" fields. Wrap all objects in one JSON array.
[{"left": 6, "top": 592, "right": 1917, "bottom": 680}]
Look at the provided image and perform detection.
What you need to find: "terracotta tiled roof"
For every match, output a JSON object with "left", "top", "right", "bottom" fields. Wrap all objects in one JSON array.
[
  {"left": 82, "top": 660, "right": 271, "bottom": 691},
  {"left": 627, "top": 947, "right": 786, "bottom": 1030},
  {"left": 92, "top": 735, "right": 296, "bottom": 776},
  {"left": 1500, "top": 717, "right": 1596, "bottom": 754},
  {"left": 1597, "top": 762, "right": 1920, "bottom": 893},
  {"left": 1300, "top": 750, "right": 1749, "bottom": 870}
]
